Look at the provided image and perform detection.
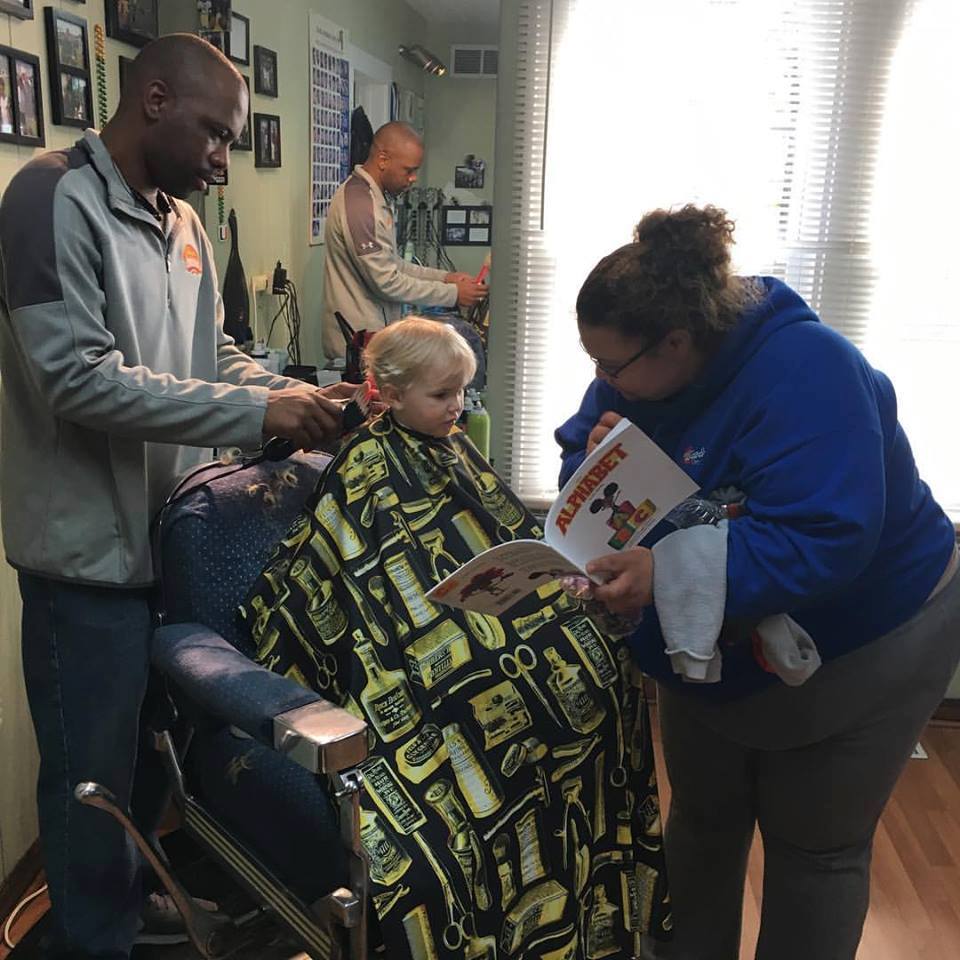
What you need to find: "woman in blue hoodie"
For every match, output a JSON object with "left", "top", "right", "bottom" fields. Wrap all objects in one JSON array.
[{"left": 555, "top": 204, "right": 960, "bottom": 960}]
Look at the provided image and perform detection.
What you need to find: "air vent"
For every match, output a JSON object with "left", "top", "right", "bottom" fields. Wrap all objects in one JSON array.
[{"left": 451, "top": 45, "right": 499, "bottom": 78}]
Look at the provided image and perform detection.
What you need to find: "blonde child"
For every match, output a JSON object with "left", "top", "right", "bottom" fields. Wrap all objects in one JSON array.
[
  {"left": 362, "top": 315, "right": 476, "bottom": 439},
  {"left": 242, "top": 316, "right": 671, "bottom": 959}
]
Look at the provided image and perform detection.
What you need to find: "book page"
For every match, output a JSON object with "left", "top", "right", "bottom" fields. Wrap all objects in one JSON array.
[
  {"left": 544, "top": 419, "right": 699, "bottom": 574},
  {"left": 425, "top": 540, "right": 581, "bottom": 615}
]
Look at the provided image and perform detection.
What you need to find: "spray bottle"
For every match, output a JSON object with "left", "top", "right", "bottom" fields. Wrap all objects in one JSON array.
[{"left": 464, "top": 389, "right": 490, "bottom": 459}]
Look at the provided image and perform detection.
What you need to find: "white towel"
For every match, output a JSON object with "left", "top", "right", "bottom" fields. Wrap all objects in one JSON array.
[
  {"left": 653, "top": 523, "right": 727, "bottom": 683},
  {"left": 653, "top": 521, "right": 821, "bottom": 685}
]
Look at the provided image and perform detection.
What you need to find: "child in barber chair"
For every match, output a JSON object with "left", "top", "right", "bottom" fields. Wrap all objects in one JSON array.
[{"left": 240, "top": 317, "right": 671, "bottom": 959}]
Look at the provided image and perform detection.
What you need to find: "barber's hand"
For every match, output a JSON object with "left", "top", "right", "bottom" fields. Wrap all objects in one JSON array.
[
  {"left": 444, "top": 272, "right": 474, "bottom": 284},
  {"left": 586, "top": 411, "right": 624, "bottom": 455},
  {"left": 262, "top": 386, "right": 343, "bottom": 451},
  {"left": 321, "top": 380, "right": 365, "bottom": 402},
  {"left": 320, "top": 380, "right": 388, "bottom": 418},
  {"left": 586, "top": 547, "right": 654, "bottom": 618},
  {"left": 453, "top": 276, "right": 487, "bottom": 308}
]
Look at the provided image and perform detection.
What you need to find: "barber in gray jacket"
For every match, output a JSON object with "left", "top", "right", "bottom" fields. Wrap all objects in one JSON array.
[
  {"left": 321, "top": 121, "right": 486, "bottom": 359},
  {"left": 0, "top": 36, "right": 349, "bottom": 960}
]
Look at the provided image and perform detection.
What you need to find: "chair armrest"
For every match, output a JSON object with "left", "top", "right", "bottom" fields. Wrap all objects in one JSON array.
[{"left": 153, "top": 624, "right": 367, "bottom": 773}]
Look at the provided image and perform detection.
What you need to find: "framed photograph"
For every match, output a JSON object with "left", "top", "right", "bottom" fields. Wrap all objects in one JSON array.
[
  {"left": 442, "top": 205, "right": 493, "bottom": 246},
  {"left": 0, "top": 45, "right": 44, "bottom": 146},
  {"left": 0, "top": 1, "right": 33, "bottom": 21},
  {"left": 44, "top": 8, "right": 93, "bottom": 128},
  {"left": 454, "top": 156, "right": 486, "bottom": 189},
  {"left": 232, "top": 74, "right": 251, "bottom": 151},
  {"left": 203, "top": 166, "right": 227, "bottom": 193},
  {"left": 118, "top": 54, "right": 134, "bottom": 95},
  {"left": 253, "top": 112, "right": 281, "bottom": 168},
  {"left": 198, "top": 29, "right": 224, "bottom": 53},
  {"left": 105, "top": 0, "right": 159, "bottom": 49},
  {"left": 198, "top": 0, "right": 231, "bottom": 32},
  {"left": 228, "top": 12, "right": 249, "bottom": 65},
  {"left": 253, "top": 45, "right": 277, "bottom": 97}
]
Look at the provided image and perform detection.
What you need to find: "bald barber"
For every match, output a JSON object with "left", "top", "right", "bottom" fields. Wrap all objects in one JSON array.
[
  {"left": 0, "top": 34, "right": 349, "bottom": 958},
  {"left": 321, "top": 121, "right": 485, "bottom": 358}
]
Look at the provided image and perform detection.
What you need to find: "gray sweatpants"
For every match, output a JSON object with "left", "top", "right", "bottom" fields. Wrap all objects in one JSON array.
[{"left": 655, "top": 561, "right": 960, "bottom": 960}]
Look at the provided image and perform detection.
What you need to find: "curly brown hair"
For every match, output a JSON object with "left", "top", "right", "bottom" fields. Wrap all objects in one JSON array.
[{"left": 576, "top": 204, "right": 761, "bottom": 350}]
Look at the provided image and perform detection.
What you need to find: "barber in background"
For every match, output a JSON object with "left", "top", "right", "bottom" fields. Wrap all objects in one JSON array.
[
  {"left": 556, "top": 204, "right": 960, "bottom": 960},
  {"left": 0, "top": 35, "right": 348, "bottom": 959},
  {"left": 321, "top": 120, "right": 485, "bottom": 359}
]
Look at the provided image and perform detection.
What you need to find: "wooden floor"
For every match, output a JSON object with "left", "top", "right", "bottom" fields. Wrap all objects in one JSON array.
[
  {"left": 3, "top": 718, "right": 960, "bottom": 960},
  {"left": 651, "top": 714, "right": 960, "bottom": 960}
]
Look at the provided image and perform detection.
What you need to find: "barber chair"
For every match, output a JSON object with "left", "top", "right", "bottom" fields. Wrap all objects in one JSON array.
[{"left": 75, "top": 452, "right": 370, "bottom": 959}]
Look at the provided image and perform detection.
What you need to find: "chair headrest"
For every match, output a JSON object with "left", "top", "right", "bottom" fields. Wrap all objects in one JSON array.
[{"left": 156, "top": 452, "right": 330, "bottom": 655}]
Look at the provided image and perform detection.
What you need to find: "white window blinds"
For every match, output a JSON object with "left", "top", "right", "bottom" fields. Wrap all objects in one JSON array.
[{"left": 492, "top": 0, "right": 960, "bottom": 517}]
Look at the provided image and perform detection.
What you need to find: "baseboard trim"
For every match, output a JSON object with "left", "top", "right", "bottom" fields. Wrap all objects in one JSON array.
[
  {"left": 932, "top": 698, "right": 960, "bottom": 725},
  {"left": 0, "top": 837, "right": 42, "bottom": 929}
]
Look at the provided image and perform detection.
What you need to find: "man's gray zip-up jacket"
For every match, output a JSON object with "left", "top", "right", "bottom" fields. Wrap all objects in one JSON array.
[
  {"left": 320, "top": 165, "right": 457, "bottom": 358},
  {"left": 0, "top": 130, "right": 299, "bottom": 586}
]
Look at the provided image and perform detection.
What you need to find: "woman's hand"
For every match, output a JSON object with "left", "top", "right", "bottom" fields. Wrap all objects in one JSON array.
[
  {"left": 586, "top": 411, "right": 624, "bottom": 455},
  {"left": 586, "top": 547, "right": 654, "bottom": 618}
]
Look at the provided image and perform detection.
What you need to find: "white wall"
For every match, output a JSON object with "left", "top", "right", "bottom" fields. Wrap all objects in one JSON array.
[{"left": 421, "top": 22, "right": 498, "bottom": 277}]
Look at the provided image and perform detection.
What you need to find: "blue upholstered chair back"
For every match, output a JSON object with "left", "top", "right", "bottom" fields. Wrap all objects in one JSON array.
[
  {"left": 157, "top": 453, "right": 329, "bottom": 656},
  {"left": 153, "top": 452, "right": 352, "bottom": 903}
]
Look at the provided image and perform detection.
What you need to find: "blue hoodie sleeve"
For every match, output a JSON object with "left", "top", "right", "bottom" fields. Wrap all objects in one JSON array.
[
  {"left": 555, "top": 379, "right": 622, "bottom": 487},
  {"left": 725, "top": 331, "right": 887, "bottom": 619}
]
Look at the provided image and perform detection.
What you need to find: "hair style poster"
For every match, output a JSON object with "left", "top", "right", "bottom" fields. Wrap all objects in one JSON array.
[{"left": 308, "top": 13, "right": 351, "bottom": 246}]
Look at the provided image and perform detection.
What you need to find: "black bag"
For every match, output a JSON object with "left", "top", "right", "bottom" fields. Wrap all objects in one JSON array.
[{"left": 222, "top": 209, "right": 251, "bottom": 344}]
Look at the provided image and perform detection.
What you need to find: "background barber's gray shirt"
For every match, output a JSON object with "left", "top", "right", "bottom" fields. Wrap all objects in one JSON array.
[{"left": 321, "top": 165, "right": 457, "bottom": 359}]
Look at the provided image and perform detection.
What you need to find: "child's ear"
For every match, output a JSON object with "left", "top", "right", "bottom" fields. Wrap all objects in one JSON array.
[{"left": 380, "top": 383, "right": 402, "bottom": 408}]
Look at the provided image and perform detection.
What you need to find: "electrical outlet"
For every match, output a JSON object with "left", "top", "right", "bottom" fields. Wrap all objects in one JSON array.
[{"left": 251, "top": 274, "right": 270, "bottom": 293}]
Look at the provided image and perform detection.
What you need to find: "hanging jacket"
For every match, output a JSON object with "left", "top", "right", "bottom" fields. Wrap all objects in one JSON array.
[{"left": 349, "top": 105, "right": 374, "bottom": 168}]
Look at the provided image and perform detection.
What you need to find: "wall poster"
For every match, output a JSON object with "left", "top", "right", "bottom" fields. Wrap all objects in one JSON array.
[{"left": 309, "top": 13, "right": 351, "bottom": 246}]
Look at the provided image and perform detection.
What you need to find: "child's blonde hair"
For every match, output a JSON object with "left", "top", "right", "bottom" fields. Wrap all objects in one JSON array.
[{"left": 363, "top": 316, "right": 477, "bottom": 392}]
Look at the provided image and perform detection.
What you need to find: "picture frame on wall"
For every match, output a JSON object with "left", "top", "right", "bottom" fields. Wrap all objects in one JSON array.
[
  {"left": 205, "top": 167, "right": 227, "bottom": 191},
  {"left": 198, "top": 29, "right": 224, "bottom": 53},
  {"left": 44, "top": 8, "right": 94, "bottom": 128},
  {"left": 0, "top": 1, "right": 34, "bottom": 21},
  {"left": 199, "top": 0, "right": 231, "bottom": 32},
  {"left": 232, "top": 75, "right": 251, "bottom": 151},
  {"left": 441, "top": 205, "right": 493, "bottom": 246},
  {"left": 105, "top": 0, "right": 159, "bottom": 49},
  {"left": 253, "top": 45, "right": 278, "bottom": 97},
  {"left": 253, "top": 112, "right": 281, "bottom": 168},
  {"left": 228, "top": 12, "right": 249, "bottom": 65},
  {"left": 118, "top": 54, "right": 134, "bottom": 95},
  {"left": 0, "top": 45, "right": 44, "bottom": 147},
  {"left": 454, "top": 154, "right": 486, "bottom": 189}
]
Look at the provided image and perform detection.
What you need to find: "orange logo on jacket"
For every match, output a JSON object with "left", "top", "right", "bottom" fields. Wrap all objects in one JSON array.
[{"left": 182, "top": 244, "right": 202, "bottom": 276}]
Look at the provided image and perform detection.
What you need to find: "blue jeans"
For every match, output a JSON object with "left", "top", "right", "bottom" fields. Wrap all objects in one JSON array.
[{"left": 19, "top": 572, "right": 155, "bottom": 959}]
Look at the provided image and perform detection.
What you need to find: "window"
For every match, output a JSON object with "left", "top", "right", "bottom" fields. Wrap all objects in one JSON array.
[{"left": 494, "top": 0, "right": 960, "bottom": 517}]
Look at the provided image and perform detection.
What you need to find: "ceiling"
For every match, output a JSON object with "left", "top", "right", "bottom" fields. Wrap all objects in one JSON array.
[{"left": 404, "top": 0, "right": 500, "bottom": 30}]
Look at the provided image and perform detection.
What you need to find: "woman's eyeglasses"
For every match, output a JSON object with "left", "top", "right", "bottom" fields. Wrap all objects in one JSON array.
[{"left": 581, "top": 337, "right": 660, "bottom": 379}]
